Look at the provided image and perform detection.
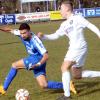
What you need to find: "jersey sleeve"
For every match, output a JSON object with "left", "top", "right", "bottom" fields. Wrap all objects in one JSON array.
[
  {"left": 87, "top": 23, "right": 100, "bottom": 37},
  {"left": 11, "top": 29, "right": 20, "bottom": 36},
  {"left": 43, "top": 23, "right": 66, "bottom": 40},
  {"left": 78, "top": 15, "right": 100, "bottom": 37},
  {"left": 78, "top": 15, "right": 90, "bottom": 28},
  {"left": 34, "top": 35, "right": 47, "bottom": 55}
]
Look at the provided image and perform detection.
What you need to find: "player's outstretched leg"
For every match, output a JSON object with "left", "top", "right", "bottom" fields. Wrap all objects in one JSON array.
[
  {"left": 47, "top": 81, "right": 77, "bottom": 95},
  {"left": 47, "top": 81, "right": 63, "bottom": 89},
  {"left": 82, "top": 70, "right": 100, "bottom": 78},
  {"left": 0, "top": 67, "right": 17, "bottom": 95}
]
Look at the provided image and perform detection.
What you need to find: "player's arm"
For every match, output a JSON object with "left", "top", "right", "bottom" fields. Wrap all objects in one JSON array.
[
  {"left": 87, "top": 23, "right": 100, "bottom": 38},
  {"left": 43, "top": 33, "right": 61, "bottom": 40},
  {"left": 36, "top": 52, "right": 48, "bottom": 66},
  {"left": 37, "top": 32, "right": 61, "bottom": 40},
  {"left": 0, "top": 26, "right": 20, "bottom": 36},
  {"left": 37, "top": 24, "right": 65, "bottom": 40},
  {"left": 0, "top": 26, "right": 13, "bottom": 33},
  {"left": 29, "top": 52, "right": 48, "bottom": 70},
  {"left": 78, "top": 15, "right": 100, "bottom": 38}
]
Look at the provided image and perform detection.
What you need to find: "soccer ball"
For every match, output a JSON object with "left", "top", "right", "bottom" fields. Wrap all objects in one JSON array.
[{"left": 15, "top": 89, "right": 30, "bottom": 100}]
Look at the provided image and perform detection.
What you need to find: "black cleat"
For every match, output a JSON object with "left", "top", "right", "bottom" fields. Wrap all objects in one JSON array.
[{"left": 56, "top": 95, "right": 71, "bottom": 100}]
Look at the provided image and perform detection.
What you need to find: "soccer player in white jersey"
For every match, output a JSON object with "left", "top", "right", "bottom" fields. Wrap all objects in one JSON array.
[
  {"left": 37, "top": 0, "right": 100, "bottom": 100},
  {"left": 0, "top": 23, "right": 65, "bottom": 95}
]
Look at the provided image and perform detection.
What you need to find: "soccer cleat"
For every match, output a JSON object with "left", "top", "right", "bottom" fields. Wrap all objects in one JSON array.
[
  {"left": 70, "top": 81, "right": 77, "bottom": 94},
  {"left": 56, "top": 95, "right": 71, "bottom": 100},
  {"left": 0, "top": 85, "right": 6, "bottom": 95}
]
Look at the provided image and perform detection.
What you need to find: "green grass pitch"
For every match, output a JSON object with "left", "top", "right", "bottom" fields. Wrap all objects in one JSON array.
[{"left": 0, "top": 17, "right": 100, "bottom": 100}]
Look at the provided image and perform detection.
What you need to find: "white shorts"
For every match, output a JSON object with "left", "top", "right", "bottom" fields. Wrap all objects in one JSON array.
[{"left": 64, "top": 48, "right": 87, "bottom": 67}]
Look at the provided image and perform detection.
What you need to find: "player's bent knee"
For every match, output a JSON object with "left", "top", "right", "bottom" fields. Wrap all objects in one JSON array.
[
  {"left": 39, "top": 83, "right": 48, "bottom": 89},
  {"left": 12, "top": 62, "right": 16, "bottom": 67},
  {"left": 71, "top": 67, "right": 82, "bottom": 79},
  {"left": 12, "top": 62, "right": 18, "bottom": 69}
]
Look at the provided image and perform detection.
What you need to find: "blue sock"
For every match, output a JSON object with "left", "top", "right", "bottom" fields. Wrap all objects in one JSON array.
[
  {"left": 47, "top": 81, "right": 63, "bottom": 89},
  {"left": 3, "top": 67, "right": 17, "bottom": 90}
]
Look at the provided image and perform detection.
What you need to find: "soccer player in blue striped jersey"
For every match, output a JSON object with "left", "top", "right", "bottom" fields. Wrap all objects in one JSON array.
[{"left": 0, "top": 23, "right": 63, "bottom": 95}]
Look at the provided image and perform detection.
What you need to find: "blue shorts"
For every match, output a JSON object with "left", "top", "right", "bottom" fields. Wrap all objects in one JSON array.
[{"left": 23, "top": 55, "right": 46, "bottom": 77}]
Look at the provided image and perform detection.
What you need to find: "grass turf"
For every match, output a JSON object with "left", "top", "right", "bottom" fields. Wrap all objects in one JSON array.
[{"left": 0, "top": 17, "right": 100, "bottom": 100}]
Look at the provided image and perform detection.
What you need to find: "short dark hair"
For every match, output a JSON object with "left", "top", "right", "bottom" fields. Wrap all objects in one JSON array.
[
  {"left": 19, "top": 23, "right": 30, "bottom": 31},
  {"left": 59, "top": 0, "right": 73, "bottom": 10}
]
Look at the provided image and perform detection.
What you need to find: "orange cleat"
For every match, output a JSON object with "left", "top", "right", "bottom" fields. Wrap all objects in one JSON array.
[
  {"left": 0, "top": 85, "right": 6, "bottom": 95},
  {"left": 70, "top": 81, "right": 77, "bottom": 94}
]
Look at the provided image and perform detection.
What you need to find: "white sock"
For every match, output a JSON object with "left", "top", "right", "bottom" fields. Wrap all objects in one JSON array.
[
  {"left": 82, "top": 70, "right": 100, "bottom": 78},
  {"left": 62, "top": 71, "right": 71, "bottom": 97}
]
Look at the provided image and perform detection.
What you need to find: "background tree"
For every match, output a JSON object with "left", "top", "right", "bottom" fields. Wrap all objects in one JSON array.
[{"left": 0, "top": 0, "right": 18, "bottom": 14}]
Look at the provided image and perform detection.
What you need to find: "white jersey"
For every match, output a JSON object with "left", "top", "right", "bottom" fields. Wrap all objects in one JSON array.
[{"left": 44, "top": 14, "right": 100, "bottom": 50}]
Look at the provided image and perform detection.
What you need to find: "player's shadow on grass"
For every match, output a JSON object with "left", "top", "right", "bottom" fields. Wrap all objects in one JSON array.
[
  {"left": 39, "top": 88, "right": 63, "bottom": 94},
  {"left": 76, "top": 80, "right": 100, "bottom": 96},
  {"left": 0, "top": 41, "right": 20, "bottom": 46},
  {"left": 45, "top": 89, "right": 63, "bottom": 94}
]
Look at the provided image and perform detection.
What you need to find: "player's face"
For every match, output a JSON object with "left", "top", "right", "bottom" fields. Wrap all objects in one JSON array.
[
  {"left": 20, "top": 29, "right": 31, "bottom": 40},
  {"left": 60, "top": 4, "right": 71, "bottom": 18}
]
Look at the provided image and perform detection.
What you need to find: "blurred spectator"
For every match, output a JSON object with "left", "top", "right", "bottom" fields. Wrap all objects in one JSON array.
[
  {"left": 1, "top": 7, "right": 6, "bottom": 14},
  {"left": 35, "top": 7, "right": 40, "bottom": 12},
  {"left": 15, "top": 8, "right": 19, "bottom": 13}
]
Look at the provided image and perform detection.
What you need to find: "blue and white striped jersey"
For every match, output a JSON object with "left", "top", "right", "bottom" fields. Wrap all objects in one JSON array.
[{"left": 12, "top": 30, "right": 47, "bottom": 56}]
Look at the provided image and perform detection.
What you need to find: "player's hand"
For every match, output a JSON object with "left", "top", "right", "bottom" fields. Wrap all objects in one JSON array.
[
  {"left": 28, "top": 65, "right": 36, "bottom": 70},
  {"left": 37, "top": 32, "right": 44, "bottom": 39},
  {"left": 28, "top": 63, "right": 40, "bottom": 70}
]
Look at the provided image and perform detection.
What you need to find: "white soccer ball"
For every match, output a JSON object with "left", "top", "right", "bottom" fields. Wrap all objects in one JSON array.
[{"left": 15, "top": 89, "right": 30, "bottom": 100}]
